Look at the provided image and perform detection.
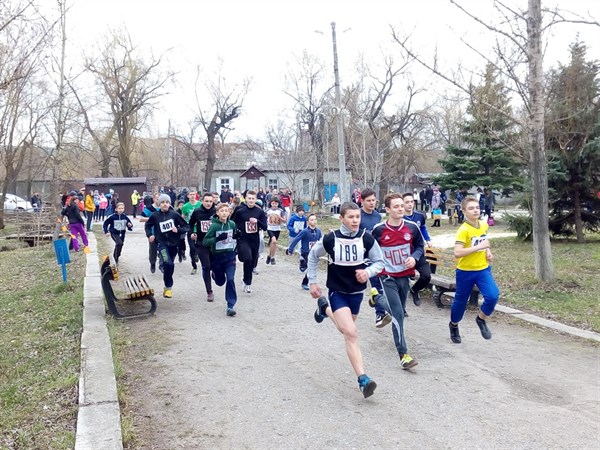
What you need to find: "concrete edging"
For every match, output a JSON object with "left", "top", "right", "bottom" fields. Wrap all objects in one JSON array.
[{"left": 75, "top": 233, "right": 123, "bottom": 450}]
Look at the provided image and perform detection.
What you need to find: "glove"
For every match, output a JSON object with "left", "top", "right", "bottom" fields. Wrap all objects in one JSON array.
[{"left": 215, "top": 232, "right": 228, "bottom": 242}]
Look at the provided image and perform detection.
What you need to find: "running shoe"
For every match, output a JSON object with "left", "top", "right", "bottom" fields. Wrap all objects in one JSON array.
[
  {"left": 301, "top": 283, "right": 309, "bottom": 291},
  {"left": 150, "top": 263, "right": 156, "bottom": 274},
  {"left": 400, "top": 354, "right": 418, "bottom": 370},
  {"left": 476, "top": 316, "right": 492, "bottom": 340},
  {"left": 449, "top": 321, "right": 461, "bottom": 344},
  {"left": 191, "top": 268, "right": 197, "bottom": 275},
  {"left": 358, "top": 374, "right": 377, "bottom": 398},
  {"left": 207, "top": 292, "right": 214, "bottom": 302},
  {"left": 314, "top": 296, "right": 328, "bottom": 323},
  {"left": 226, "top": 307, "right": 236, "bottom": 317},
  {"left": 368, "top": 287, "right": 380, "bottom": 307},
  {"left": 244, "top": 284, "right": 252, "bottom": 294},
  {"left": 270, "top": 258, "right": 276, "bottom": 265},
  {"left": 410, "top": 288, "right": 422, "bottom": 306},
  {"left": 404, "top": 309, "right": 409, "bottom": 318},
  {"left": 375, "top": 313, "right": 392, "bottom": 328},
  {"left": 163, "top": 288, "right": 172, "bottom": 299},
  {"left": 266, "top": 256, "right": 271, "bottom": 264},
  {"left": 253, "top": 268, "right": 259, "bottom": 275}
]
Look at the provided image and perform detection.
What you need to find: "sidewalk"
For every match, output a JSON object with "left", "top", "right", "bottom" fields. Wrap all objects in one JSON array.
[{"left": 74, "top": 225, "right": 600, "bottom": 448}]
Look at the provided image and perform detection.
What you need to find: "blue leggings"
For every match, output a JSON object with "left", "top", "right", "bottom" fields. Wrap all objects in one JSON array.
[{"left": 451, "top": 267, "right": 499, "bottom": 324}]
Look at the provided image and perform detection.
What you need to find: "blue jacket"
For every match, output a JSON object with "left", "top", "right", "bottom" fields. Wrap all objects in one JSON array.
[
  {"left": 288, "top": 226, "right": 323, "bottom": 254},
  {"left": 403, "top": 211, "right": 431, "bottom": 242},
  {"left": 287, "top": 213, "right": 307, "bottom": 238}
]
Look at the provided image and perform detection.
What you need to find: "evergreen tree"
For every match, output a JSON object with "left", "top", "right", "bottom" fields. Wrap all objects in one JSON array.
[
  {"left": 546, "top": 41, "right": 600, "bottom": 242},
  {"left": 435, "top": 64, "right": 525, "bottom": 196}
]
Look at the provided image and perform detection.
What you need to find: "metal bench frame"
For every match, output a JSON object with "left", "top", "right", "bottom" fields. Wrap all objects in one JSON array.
[{"left": 100, "top": 256, "right": 157, "bottom": 319}]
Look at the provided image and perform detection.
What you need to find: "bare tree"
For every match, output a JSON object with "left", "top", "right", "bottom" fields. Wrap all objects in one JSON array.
[
  {"left": 83, "top": 28, "right": 172, "bottom": 176},
  {"left": 284, "top": 51, "right": 332, "bottom": 204},
  {"left": 0, "top": 1, "right": 51, "bottom": 228},
  {"left": 189, "top": 64, "right": 248, "bottom": 190},
  {"left": 391, "top": 0, "right": 598, "bottom": 281}
]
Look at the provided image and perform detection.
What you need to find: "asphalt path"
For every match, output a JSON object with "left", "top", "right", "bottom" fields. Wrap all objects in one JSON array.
[{"left": 110, "top": 223, "right": 599, "bottom": 450}]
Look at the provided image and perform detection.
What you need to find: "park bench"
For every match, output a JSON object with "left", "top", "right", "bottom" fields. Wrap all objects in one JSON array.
[
  {"left": 417, "top": 247, "right": 480, "bottom": 308},
  {"left": 100, "top": 255, "right": 157, "bottom": 319}
]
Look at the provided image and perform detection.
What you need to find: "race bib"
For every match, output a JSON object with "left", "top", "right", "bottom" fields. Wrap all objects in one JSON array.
[
  {"left": 159, "top": 218, "right": 175, "bottom": 233},
  {"left": 200, "top": 220, "right": 210, "bottom": 233},
  {"left": 382, "top": 243, "right": 411, "bottom": 273},
  {"left": 333, "top": 236, "right": 365, "bottom": 267},
  {"left": 471, "top": 235, "right": 488, "bottom": 252},
  {"left": 293, "top": 221, "right": 305, "bottom": 233},
  {"left": 114, "top": 219, "right": 127, "bottom": 231},
  {"left": 309, "top": 241, "right": 316, "bottom": 249},
  {"left": 245, "top": 221, "right": 258, "bottom": 233},
  {"left": 215, "top": 230, "right": 236, "bottom": 250}
]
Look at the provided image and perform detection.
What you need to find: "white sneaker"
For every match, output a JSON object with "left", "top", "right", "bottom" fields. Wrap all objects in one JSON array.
[{"left": 244, "top": 284, "right": 252, "bottom": 294}]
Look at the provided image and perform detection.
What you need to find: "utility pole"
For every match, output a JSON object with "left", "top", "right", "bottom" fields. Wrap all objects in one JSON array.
[{"left": 331, "top": 22, "right": 348, "bottom": 203}]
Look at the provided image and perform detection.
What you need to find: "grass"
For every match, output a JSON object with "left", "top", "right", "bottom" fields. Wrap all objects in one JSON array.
[{"left": 0, "top": 242, "right": 85, "bottom": 449}]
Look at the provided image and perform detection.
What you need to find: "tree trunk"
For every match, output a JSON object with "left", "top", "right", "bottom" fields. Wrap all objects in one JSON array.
[
  {"left": 527, "top": 0, "right": 555, "bottom": 282},
  {"left": 572, "top": 190, "right": 585, "bottom": 243},
  {"left": 204, "top": 132, "right": 217, "bottom": 192}
]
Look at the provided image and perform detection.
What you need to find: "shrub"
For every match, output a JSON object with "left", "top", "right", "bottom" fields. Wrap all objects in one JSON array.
[{"left": 503, "top": 212, "right": 533, "bottom": 240}]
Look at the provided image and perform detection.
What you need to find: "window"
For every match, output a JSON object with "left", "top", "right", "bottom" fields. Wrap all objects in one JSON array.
[
  {"left": 302, "top": 179, "right": 310, "bottom": 196},
  {"left": 219, "top": 178, "right": 232, "bottom": 191},
  {"left": 268, "top": 178, "right": 278, "bottom": 190}
]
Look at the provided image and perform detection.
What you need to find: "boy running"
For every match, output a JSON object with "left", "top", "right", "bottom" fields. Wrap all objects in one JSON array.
[
  {"left": 402, "top": 192, "right": 432, "bottom": 308},
  {"left": 286, "top": 213, "right": 322, "bottom": 290},
  {"left": 449, "top": 197, "right": 499, "bottom": 343},
  {"left": 181, "top": 189, "right": 202, "bottom": 274},
  {"left": 102, "top": 202, "right": 133, "bottom": 265},
  {"left": 372, "top": 193, "right": 423, "bottom": 369},
  {"left": 144, "top": 194, "right": 190, "bottom": 298},
  {"left": 139, "top": 193, "right": 161, "bottom": 273},
  {"left": 308, "top": 202, "right": 384, "bottom": 398},
  {"left": 359, "top": 187, "right": 391, "bottom": 328},
  {"left": 231, "top": 190, "right": 267, "bottom": 293},
  {"left": 189, "top": 193, "right": 217, "bottom": 301},
  {"left": 286, "top": 205, "right": 307, "bottom": 240},
  {"left": 266, "top": 196, "right": 286, "bottom": 265},
  {"left": 203, "top": 203, "right": 238, "bottom": 316},
  {"left": 61, "top": 192, "right": 90, "bottom": 253}
]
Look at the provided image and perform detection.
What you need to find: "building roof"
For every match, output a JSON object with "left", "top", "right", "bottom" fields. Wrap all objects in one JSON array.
[{"left": 84, "top": 177, "right": 147, "bottom": 185}]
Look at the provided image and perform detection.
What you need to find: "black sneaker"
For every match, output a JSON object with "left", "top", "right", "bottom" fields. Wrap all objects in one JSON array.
[
  {"left": 266, "top": 256, "right": 271, "bottom": 264},
  {"left": 403, "top": 309, "right": 409, "bottom": 318},
  {"left": 410, "top": 288, "right": 422, "bottom": 306},
  {"left": 314, "top": 297, "right": 328, "bottom": 323},
  {"left": 227, "top": 307, "right": 236, "bottom": 317},
  {"left": 375, "top": 313, "right": 392, "bottom": 328},
  {"left": 150, "top": 263, "right": 156, "bottom": 274},
  {"left": 449, "top": 321, "right": 461, "bottom": 344},
  {"left": 358, "top": 374, "right": 377, "bottom": 398},
  {"left": 476, "top": 316, "right": 492, "bottom": 340},
  {"left": 270, "top": 258, "right": 276, "bottom": 265}
]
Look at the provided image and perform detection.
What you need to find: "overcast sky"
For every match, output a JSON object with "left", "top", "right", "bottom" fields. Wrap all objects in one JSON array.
[{"left": 65, "top": 0, "right": 600, "bottom": 141}]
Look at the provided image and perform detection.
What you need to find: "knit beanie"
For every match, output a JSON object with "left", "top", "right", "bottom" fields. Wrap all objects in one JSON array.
[{"left": 158, "top": 194, "right": 171, "bottom": 204}]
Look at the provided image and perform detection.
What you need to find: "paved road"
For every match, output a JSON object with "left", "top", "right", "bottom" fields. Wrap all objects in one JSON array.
[{"left": 110, "top": 223, "right": 599, "bottom": 449}]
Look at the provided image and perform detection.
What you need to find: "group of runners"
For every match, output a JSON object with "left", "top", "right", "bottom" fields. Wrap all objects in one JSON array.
[{"left": 102, "top": 186, "right": 500, "bottom": 399}]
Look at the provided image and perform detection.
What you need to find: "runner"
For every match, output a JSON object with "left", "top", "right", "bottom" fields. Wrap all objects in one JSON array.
[
  {"left": 450, "top": 197, "right": 499, "bottom": 343},
  {"left": 230, "top": 190, "right": 267, "bottom": 293},
  {"left": 265, "top": 196, "right": 286, "bottom": 265},
  {"left": 372, "top": 193, "right": 422, "bottom": 369},
  {"left": 102, "top": 202, "right": 134, "bottom": 265},
  {"left": 286, "top": 213, "right": 322, "bottom": 290},
  {"left": 203, "top": 203, "right": 238, "bottom": 316},
  {"left": 307, "top": 201, "right": 384, "bottom": 398},
  {"left": 189, "top": 193, "right": 217, "bottom": 301},
  {"left": 181, "top": 189, "right": 202, "bottom": 275},
  {"left": 144, "top": 194, "right": 190, "bottom": 298}
]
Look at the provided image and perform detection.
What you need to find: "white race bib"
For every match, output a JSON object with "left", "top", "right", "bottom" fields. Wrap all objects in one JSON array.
[
  {"left": 382, "top": 243, "right": 411, "bottom": 273},
  {"left": 333, "top": 236, "right": 365, "bottom": 267},
  {"left": 200, "top": 220, "right": 211, "bottom": 233},
  {"left": 215, "top": 230, "right": 236, "bottom": 250},
  {"left": 114, "top": 219, "right": 127, "bottom": 231},
  {"left": 245, "top": 221, "right": 258, "bottom": 233},
  {"left": 159, "top": 218, "right": 175, "bottom": 233}
]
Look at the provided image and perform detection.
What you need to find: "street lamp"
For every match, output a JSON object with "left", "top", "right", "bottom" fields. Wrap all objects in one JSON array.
[{"left": 330, "top": 22, "right": 348, "bottom": 204}]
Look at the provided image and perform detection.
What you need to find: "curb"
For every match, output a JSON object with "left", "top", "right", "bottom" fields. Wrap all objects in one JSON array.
[
  {"left": 75, "top": 233, "right": 123, "bottom": 450},
  {"left": 495, "top": 304, "right": 600, "bottom": 343}
]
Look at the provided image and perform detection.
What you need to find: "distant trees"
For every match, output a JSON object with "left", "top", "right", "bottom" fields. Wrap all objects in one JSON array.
[
  {"left": 82, "top": 29, "right": 172, "bottom": 177},
  {"left": 435, "top": 64, "right": 525, "bottom": 195},
  {"left": 546, "top": 41, "right": 600, "bottom": 242}
]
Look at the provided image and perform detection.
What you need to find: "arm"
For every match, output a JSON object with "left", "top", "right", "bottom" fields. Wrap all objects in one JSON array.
[
  {"left": 257, "top": 209, "right": 268, "bottom": 231},
  {"left": 188, "top": 210, "right": 198, "bottom": 238},
  {"left": 288, "top": 228, "right": 305, "bottom": 253},
  {"left": 144, "top": 215, "right": 155, "bottom": 238},
  {"left": 361, "top": 239, "right": 384, "bottom": 280},
  {"left": 102, "top": 216, "right": 112, "bottom": 234},
  {"left": 307, "top": 237, "right": 327, "bottom": 299},
  {"left": 410, "top": 223, "right": 425, "bottom": 262},
  {"left": 176, "top": 214, "right": 190, "bottom": 235},
  {"left": 454, "top": 239, "right": 490, "bottom": 258}
]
